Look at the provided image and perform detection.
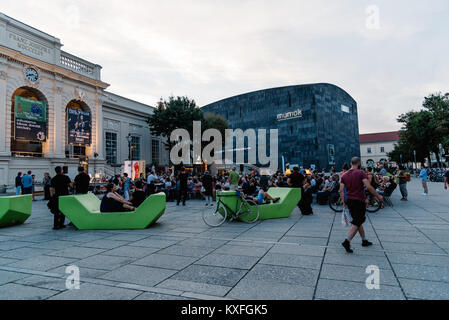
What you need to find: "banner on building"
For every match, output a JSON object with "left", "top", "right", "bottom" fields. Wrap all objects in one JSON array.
[
  {"left": 67, "top": 108, "right": 92, "bottom": 145},
  {"left": 124, "top": 160, "right": 146, "bottom": 180},
  {"left": 14, "top": 96, "right": 47, "bottom": 141}
]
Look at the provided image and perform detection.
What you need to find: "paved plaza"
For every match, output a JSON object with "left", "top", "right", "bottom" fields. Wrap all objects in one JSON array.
[{"left": 0, "top": 179, "right": 448, "bottom": 300}]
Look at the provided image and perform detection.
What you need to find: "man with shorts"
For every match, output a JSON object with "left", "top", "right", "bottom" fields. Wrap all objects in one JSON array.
[{"left": 339, "top": 157, "right": 383, "bottom": 253}]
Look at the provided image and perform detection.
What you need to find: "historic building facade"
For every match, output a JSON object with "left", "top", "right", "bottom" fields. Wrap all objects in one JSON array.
[
  {"left": 202, "top": 83, "right": 360, "bottom": 171},
  {"left": 0, "top": 13, "right": 167, "bottom": 185}
]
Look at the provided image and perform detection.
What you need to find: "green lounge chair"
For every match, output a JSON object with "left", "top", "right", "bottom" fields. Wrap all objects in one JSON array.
[
  {"left": 217, "top": 188, "right": 301, "bottom": 221},
  {"left": 0, "top": 195, "right": 32, "bottom": 228},
  {"left": 59, "top": 192, "right": 166, "bottom": 230}
]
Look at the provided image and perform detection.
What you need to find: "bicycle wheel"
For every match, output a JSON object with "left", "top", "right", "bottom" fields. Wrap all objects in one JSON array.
[
  {"left": 238, "top": 199, "right": 260, "bottom": 223},
  {"left": 203, "top": 201, "right": 228, "bottom": 227},
  {"left": 366, "top": 197, "right": 381, "bottom": 213},
  {"left": 329, "top": 193, "right": 343, "bottom": 213}
]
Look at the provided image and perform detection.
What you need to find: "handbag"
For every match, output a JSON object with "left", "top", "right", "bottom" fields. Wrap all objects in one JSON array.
[{"left": 341, "top": 206, "right": 351, "bottom": 227}]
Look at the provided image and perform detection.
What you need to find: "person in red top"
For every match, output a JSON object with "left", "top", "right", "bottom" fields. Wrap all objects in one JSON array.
[{"left": 339, "top": 157, "right": 383, "bottom": 253}]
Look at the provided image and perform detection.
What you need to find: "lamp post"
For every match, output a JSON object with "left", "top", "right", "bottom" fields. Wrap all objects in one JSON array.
[
  {"left": 126, "top": 134, "right": 132, "bottom": 161},
  {"left": 400, "top": 154, "right": 403, "bottom": 169},
  {"left": 413, "top": 150, "right": 417, "bottom": 170}
]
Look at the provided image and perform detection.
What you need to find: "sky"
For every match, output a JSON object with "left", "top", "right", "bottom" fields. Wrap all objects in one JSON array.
[{"left": 2, "top": 0, "right": 449, "bottom": 133}]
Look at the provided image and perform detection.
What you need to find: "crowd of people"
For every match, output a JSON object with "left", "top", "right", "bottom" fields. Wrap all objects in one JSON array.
[{"left": 12, "top": 161, "right": 449, "bottom": 255}]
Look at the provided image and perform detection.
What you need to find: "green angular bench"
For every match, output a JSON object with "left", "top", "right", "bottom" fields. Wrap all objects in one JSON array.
[
  {"left": 59, "top": 192, "right": 166, "bottom": 230},
  {"left": 217, "top": 188, "right": 301, "bottom": 221},
  {"left": 0, "top": 195, "right": 32, "bottom": 228}
]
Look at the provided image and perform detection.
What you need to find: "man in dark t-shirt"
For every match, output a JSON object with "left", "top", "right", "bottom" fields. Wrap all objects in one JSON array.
[
  {"left": 288, "top": 167, "right": 310, "bottom": 215},
  {"left": 131, "top": 181, "right": 146, "bottom": 208},
  {"left": 177, "top": 167, "right": 189, "bottom": 206},
  {"left": 74, "top": 166, "right": 90, "bottom": 194},
  {"left": 339, "top": 157, "right": 383, "bottom": 253},
  {"left": 50, "top": 166, "right": 72, "bottom": 230}
]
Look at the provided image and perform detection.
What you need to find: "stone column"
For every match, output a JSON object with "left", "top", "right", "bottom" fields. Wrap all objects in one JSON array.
[
  {"left": 0, "top": 58, "right": 9, "bottom": 156},
  {"left": 52, "top": 79, "right": 65, "bottom": 158},
  {"left": 93, "top": 90, "right": 105, "bottom": 160}
]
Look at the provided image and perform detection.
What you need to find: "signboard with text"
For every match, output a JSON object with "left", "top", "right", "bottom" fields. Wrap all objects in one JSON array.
[
  {"left": 67, "top": 108, "right": 92, "bottom": 146},
  {"left": 14, "top": 96, "right": 47, "bottom": 141},
  {"left": 124, "top": 161, "right": 146, "bottom": 180}
]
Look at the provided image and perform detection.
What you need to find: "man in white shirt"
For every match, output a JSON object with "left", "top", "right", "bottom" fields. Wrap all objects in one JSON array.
[{"left": 147, "top": 171, "right": 157, "bottom": 185}]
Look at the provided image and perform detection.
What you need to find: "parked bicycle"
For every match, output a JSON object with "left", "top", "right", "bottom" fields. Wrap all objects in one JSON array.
[
  {"left": 329, "top": 192, "right": 381, "bottom": 213},
  {"left": 203, "top": 192, "right": 260, "bottom": 227}
]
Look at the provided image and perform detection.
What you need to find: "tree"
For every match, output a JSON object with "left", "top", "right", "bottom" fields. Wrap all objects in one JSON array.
[
  {"left": 390, "top": 92, "right": 449, "bottom": 167},
  {"left": 146, "top": 96, "right": 228, "bottom": 165},
  {"left": 146, "top": 96, "right": 203, "bottom": 153}
]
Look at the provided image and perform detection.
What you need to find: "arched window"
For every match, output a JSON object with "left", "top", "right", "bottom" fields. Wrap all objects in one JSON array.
[
  {"left": 65, "top": 100, "right": 91, "bottom": 159},
  {"left": 11, "top": 87, "right": 48, "bottom": 157}
]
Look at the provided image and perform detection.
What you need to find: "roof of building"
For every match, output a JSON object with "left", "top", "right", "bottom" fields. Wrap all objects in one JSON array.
[{"left": 359, "top": 131, "right": 400, "bottom": 144}]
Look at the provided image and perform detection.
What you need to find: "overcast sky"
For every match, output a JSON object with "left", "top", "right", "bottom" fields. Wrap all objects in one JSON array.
[{"left": 2, "top": 0, "right": 448, "bottom": 133}]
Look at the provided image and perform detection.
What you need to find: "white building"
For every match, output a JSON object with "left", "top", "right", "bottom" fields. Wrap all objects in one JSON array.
[
  {"left": 0, "top": 13, "right": 168, "bottom": 185},
  {"left": 359, "top": 131, "right": 399, "bottom": 166}
]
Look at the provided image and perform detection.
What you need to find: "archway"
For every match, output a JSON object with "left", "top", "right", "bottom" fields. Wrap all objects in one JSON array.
[
  {"left": 65, "top": 99, "right": 92, "bottom": 159},
  {"left": 10, "top": 87, "right": 48, "bottom": 157}
]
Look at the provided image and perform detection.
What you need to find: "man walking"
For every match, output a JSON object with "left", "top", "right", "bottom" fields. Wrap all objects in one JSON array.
[
  {"left": 50, "top": 166, "right": 72, "bottom": 230},
  {"left": 74, "top": 166, "right": 90, "bottom": 194},
  {"left": 177, "top": 167, "right": 189, "bottom": 206},
  {"left": 15, "top": 172, "right": 23, "bottom": 195},
  {"left": 340, "top": 157, "right": 383, "bottom": 253},
  {"left": 419, "top": 165, "right": 429, "bottom": 196}
]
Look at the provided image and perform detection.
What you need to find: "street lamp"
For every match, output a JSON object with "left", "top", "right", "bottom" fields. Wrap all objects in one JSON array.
[
  {"left": 413, "top": 150, "right": 417, "bottom": 170},
  {"left": 126, "top": 134, "right": 132, "bottom": 160}
]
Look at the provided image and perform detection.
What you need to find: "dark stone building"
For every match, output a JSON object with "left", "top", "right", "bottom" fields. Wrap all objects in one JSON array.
[{"left": 202, "top": 83, "right": 360, "bottom": 171}]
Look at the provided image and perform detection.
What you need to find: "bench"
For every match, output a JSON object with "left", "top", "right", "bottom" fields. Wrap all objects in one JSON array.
[
  {"left": 59, "top": 192, "right": 166, "bottom": 230},
  {"left": 217, "top": 188, "right": 301, "bottom": 221},
  {"left": 0, "top": 195, "right": 32, "bottom": 227}
]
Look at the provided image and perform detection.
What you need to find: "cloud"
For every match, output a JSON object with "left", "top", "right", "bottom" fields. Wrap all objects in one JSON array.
[{"left": 2, "top": 0, "right": 448, "bottom": 133}]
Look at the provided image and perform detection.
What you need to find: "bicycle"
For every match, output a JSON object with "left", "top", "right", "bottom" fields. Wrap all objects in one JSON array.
[
  {"left": 329, "top": 192, "right": 381, "bottom": 213},
  {"left": 202, "top": 192, "right": 260, "bottom": 227}
]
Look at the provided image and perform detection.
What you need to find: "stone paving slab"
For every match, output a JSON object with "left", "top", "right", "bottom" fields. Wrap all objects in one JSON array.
[{"left": 0, "top": 179, "right": 448, "bottom": 300}]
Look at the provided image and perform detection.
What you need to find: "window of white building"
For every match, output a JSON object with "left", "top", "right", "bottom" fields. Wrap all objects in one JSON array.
[
  {"left": 105, "top": 132, "right": 117, "bottom": 164},
  {"left": 130, "top": 136, "right": 141, "bottom": 160},
  {"left": 152, "top": 139, "right": 160, "bottom": 164}
]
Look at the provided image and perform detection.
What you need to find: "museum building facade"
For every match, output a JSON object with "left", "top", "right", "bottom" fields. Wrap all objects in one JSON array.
[
  {"left": 202, "top": 83, "right": 361, "bottom": 171},
  {"left": 0, "top": 13, "right": 168, "bottom": 185}
]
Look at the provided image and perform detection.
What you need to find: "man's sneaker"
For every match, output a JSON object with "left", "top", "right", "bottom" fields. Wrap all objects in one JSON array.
[
  {"left": 342, "top": 240, "right": 353, "bottom": 253},
  {"left": 362, "top": 240, "right": 373, "bottom": 247},
  {"left": 422, "top": 193, "right": 428, "bottom": 196}
]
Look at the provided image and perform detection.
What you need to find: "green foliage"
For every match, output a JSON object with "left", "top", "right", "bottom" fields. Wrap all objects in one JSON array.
[
  {"left": 146, "top": 96, "right": 203, "bottom": 150},
  {"left": 390, "top": 92, "right": 449, "bottom": 165},
  {"left": 146, "top": 96, "right": 229, "bottom": 164}
]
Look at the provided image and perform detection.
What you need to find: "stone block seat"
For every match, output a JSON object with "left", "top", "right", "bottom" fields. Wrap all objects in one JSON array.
[
  {"left": 217, "top": 188, "right": 301, "bottom": 221},
  {"left": 59, "top": 192, "right": 166, "bottom": 230},
  {"left": 0, "top": 195, "right": 32, "bottom": 228}
]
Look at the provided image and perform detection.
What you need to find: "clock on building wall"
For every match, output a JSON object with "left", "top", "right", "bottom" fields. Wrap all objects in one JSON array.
[{"left": 25, "top": 67, "right": 39, "bottom": 82}]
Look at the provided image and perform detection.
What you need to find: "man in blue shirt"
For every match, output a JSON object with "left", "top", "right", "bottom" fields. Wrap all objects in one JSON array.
[
  {"left": 21, "top": 171, "right": 33, "bottom": 195},
  {"left": 123, "top": 173, "right": 131, "bottom": 201},
  {"left": 419, "top": 165, "right": 428, "bottom": 196}
]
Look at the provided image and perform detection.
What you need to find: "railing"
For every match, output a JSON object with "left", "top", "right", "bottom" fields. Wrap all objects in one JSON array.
[{"left": 60, "top": 52, "right": 96, "bottom": 77}]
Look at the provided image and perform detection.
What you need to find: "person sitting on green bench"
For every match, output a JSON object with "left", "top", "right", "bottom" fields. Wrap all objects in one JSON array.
[
  {"left": 252, "top": 188, "right": 280, "bottom": 205},
  {"left": 101, "top": 183, "right": 136, "bottom": 212},
  {"left": 130, "top": 180, "right": 146, "bottom": 208}
]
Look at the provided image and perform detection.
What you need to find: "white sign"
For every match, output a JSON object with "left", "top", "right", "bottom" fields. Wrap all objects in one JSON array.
[{"left": 277, "top": 109, "right": 302, "bottom": 121}]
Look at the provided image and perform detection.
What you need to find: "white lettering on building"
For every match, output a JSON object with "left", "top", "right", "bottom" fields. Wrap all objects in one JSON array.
[{"left": 277, "top": 109, "right": 303, "bottom": 121}]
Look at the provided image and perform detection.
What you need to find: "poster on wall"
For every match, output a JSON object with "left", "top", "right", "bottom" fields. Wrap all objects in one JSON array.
[
  {"left": 124, "top": 160, "right": 146, "bottom": 180},
  {"left": 67, "top": 108, "right": 92, "bottom": 145},
  {"left": 14, "top": 96, "right": 47, "bottom": 141}
]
